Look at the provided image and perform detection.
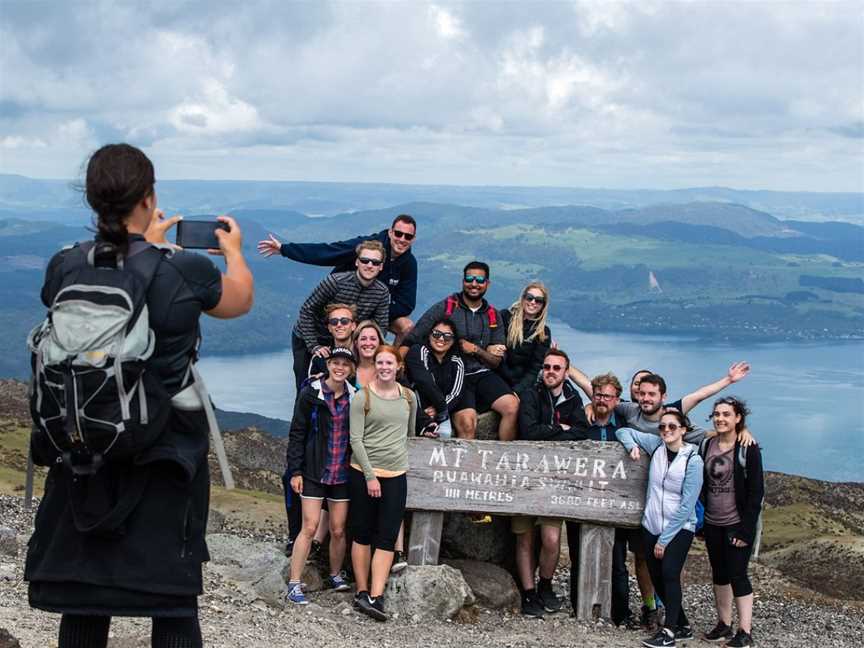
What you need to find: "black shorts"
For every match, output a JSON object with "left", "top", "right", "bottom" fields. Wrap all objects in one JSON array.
[
  {"left": 616, "top": 526, "right": 645, "bottom": 554},
  {"left": 452, "top": 371, "right": 513, "bottom": 414},
  {"left": 301, "top": 478, "right": 350, "bottom": 502}
]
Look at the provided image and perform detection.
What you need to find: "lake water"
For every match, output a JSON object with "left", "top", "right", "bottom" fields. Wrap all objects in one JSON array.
[{"left": 198, "top": 321, "right": 864, "bottom": 483}]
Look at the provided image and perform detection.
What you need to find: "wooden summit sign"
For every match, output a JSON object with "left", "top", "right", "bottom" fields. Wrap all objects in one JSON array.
[{"left": 405, "top": 438, "right": 649, "bottom": 620}]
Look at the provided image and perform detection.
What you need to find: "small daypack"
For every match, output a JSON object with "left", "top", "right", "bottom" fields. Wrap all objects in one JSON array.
[
  {"left": 444, "top": 293, "right": 498, "bottom": 327},
  {"left": 28, "top": 240, "right": 172, "bottom": 474},
  {"left": 362, "top": 383, "right": 413, "bottom": 416}
]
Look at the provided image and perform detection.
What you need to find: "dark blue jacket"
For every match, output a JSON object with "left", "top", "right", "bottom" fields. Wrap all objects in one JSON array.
[{"left": 280, "top": 229, "right": 417, "bottom": 322}]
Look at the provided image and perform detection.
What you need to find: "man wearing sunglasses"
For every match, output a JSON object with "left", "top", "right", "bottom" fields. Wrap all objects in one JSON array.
[
  {"left": 290, "top": 240, "right": 390, "bottom": 391},
  {"left": 305, "top": 303, "right": 358, "bottom": 380},
  {"left": 258, "top": 214, "right": 418, "bottom": 344},
  {"left": 517, "top": 349, "right": 589, "bottom": 617},
  {"left": 401, "top": 261, "right": 519, "bottom": 440}
]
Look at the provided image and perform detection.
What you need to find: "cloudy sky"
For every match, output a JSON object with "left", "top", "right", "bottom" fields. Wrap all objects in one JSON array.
[{"left": 1, "top": 1, "right": 862, "bottom": 191}]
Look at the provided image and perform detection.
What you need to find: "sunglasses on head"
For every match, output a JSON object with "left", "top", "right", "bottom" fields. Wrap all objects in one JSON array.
[
  {"left": 430, "top": 330, "right": 455, "bottom": 341},
  {"left": 543, "top": 363, "right": 564, "bottom": 371},
  {"left": 392, "top": 229, "right": 415, "bottom": 241},
  {"left": 464, "top": 274, "right": 487, "bottom": 284},
  {"left": 358, "top": 257, "right": 383, "bottom": 266},
  {"left": 327, "top": 317, "right": 353, "bottom": 326},
  {"left": 658, "top": 422, "right": 682, "bottom": 431},
  {"left": 523, "top": 294, "right": 545, "bottom": 304}
]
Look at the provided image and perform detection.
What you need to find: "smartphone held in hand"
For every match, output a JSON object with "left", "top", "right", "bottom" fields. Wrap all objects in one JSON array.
[{"left": 175, "top": 218, "right": 230, "bottom": 249}]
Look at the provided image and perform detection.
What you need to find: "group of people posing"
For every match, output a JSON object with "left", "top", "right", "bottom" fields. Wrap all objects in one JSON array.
[
  {"left": 261, "top": 215, "right": 765, "bottom": 648},
  {"left": 21, "top": 143, "right": 762, "bottom": 648}
]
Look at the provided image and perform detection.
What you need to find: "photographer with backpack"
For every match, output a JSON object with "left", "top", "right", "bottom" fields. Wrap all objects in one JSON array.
[{"left": 24, "top": 143, "right": 253, "bottom": 648}]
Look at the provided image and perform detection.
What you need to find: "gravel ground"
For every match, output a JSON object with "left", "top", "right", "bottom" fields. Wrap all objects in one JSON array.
[{"left": 2, "top": 495, "right": 862, "bottom": 648}]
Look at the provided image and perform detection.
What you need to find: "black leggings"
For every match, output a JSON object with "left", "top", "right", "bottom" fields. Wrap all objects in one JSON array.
[
  {"left": 643, "top": 528, "right": 694, "bottom": 631},
  {"left": 59, "top": 614, "right": 202, "bottom": 648},
  {"left": 703, "top": 523, "right": 754, "bottom": 597},
  {"left": 348, "top": 467, "right": 406, "bottom": 551}
]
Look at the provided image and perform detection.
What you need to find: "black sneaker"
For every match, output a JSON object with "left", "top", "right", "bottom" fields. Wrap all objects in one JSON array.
[
  {"left": 353, "top": 589, "right": 369, "bottom": 608},
  {"left": 704, "top": 621, "right": 734, "bottom": 642},
  {"left": 674, "top": 625, "right": 693, "bottom": 640},
  {"left": 724, "top": 629, "right": 753, "bottom": 647},
  {"left": 641, "top": 605, "right": 661, "bottom": 631},
  {"left": 284, "top": 539, "right": 295, "bottom": 557},
  {"left": 642, "top": 628, "right": 675, "bottom": 648},
  {"left": 620, "top": 613, "right": 642, "bottom": 630},
  {"left": 520, "top": 591, "right": 545, "bottom": 618},
  {"left": 356, "top": 593, "right": 388, "bottom": 622},
  {"left": 537, "top": 586, "right": 563, "bottom": 613}
]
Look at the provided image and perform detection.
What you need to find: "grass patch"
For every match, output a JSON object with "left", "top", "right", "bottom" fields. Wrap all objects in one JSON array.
[{"left": 762, "top": 503, "right": 850, "bottom": 551}]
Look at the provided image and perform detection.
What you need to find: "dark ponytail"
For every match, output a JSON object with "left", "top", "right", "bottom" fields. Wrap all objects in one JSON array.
[{"left": 85, "top": 144, "right": 155, "bottom": 254}]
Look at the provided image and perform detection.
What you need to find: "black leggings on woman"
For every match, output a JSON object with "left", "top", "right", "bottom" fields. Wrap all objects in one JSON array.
[
  {"left": 643, "top": 528, "right": 694, "bottom": 631},
  {"left": 58, "top": 614, "right": 202, "bottom": 648},
  {"left": 348, "top": 467, "right": 407, "bottom": 551},
  {"left": 703, "top": 523, "right": 754, "bottom": 597}
]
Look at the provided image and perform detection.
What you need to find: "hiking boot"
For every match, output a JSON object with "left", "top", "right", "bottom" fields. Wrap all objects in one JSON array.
[
  {"left": 390, "top": 551, "right": 408, "bottom": 574},
  {"left": 328, "top": 572, "right": 351, "bottom": 592},
  {"left": 537, "top": 586, "right": 563, "bottom": 613},
  {"left": 619, "top": 613, "right": 642, "bottom": 630},
  {"left": 306, "top": 539, "right": 323, "bottom": 565},
  {"left": 356, "top": 593, "right": 389, "bottom": 621},
  {"left": 704, "top": 621, "right": 734, "bottom": 642},
  {"left": 641, "top": 628, "right": 676, "bottom": 648},
  {"left": 724, "top": 629, "right": 753, "bottom": 647},
  {"left": 674, "top": 625, "right": 693, "bottom": 640},
  {"left": 520, "top": 591, "right": 545, "bottom": 618},
  {"left": 286, "top": 582, "right": 308, "bottom": 605},
  {"left": 641, "top": 605, "right": 661, "bottom": 631}
]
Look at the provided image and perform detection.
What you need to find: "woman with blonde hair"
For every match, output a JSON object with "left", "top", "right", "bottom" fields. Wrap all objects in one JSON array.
[
  {"left": 496, "top": 281, "right": 552, "bottom": 395},
  {"left": 352, "top": 320, "right": 386, "bottom": 387}
]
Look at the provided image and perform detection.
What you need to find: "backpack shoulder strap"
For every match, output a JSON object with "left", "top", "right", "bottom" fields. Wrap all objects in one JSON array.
[
  {"left": 398, "top": 384, "right": 413, "bottom": 409},
  {"left": 363, "top": 385, "right": 371, "bottom": 416},
  {"left": 699, "top": 437, "right": 710, "bottom": 459},
  {"left": 444, "top": 294, "right": 459, "bottom": 316},
  {"left": 486, "top": 305, "right": 498, "bottom": 328},
  {"left": 737, "top": 444, "right": 748, "bottom": 477}
]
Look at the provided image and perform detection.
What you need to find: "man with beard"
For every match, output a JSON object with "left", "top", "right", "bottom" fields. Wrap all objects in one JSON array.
[
  {"left": 400, "top": 261, "right": 518, "bottom": 440},
  {"left": 517, "top": 349, "right": 589, "bottom": 617},
  {"left": 289, "top": 240, "right": 390, "bottom": 392},
  {"left": 258, "top": 214, "right": 418, "bottom": 345}
]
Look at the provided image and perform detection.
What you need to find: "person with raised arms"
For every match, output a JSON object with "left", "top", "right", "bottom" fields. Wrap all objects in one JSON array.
[
  {"left": 258, "top": 214, "right": 418, "bottom": 344},
  {"left": 617, "top": 410, "right": 705, "bottom": 648},
  {"left": 699, "top": 397, "right": 764, "bottom": 648},
  {"left": 400, "top": 261, "right": 519, "bottom": 441},
  {"left": 348, "top": 345, "right": 417, "bottom": 621},
  {"left": 497, "top": 281, "right": 552, "bottom": 396},
  {"left": 289, "top": 240, "right": 390, "bottom": 392},
  {"left": 285, "top": 348, "right": 358, "bottom": 605},
  {"left": 516, "top": 349, "right": 589, "bottom": 617}
]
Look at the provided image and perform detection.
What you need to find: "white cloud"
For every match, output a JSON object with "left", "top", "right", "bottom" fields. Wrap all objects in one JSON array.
[
  {"left": 169, "top": 80, "right": 261, "bottom": 135},
  {"left": 429, "top": 5, "right": 466, "bottom": 40}
]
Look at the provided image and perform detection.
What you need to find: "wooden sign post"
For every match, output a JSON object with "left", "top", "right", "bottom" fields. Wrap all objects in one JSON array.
[{"left": 405, "top": 438, "right": 648, "bottom": 620}]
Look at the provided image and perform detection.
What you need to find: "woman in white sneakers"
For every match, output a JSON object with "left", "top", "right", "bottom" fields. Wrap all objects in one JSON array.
[{"left": 617, "top": 409, "right": 704, "bottom": 648}]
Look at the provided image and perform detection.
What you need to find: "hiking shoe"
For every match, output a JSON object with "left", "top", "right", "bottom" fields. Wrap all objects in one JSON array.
[
  {"left": 356, "top": 593, "right": 389, "bottom": 621},
  {"left": 674, "top": 625, "right": 693, "bottom": 640},
  {"left": 469, "top": 513, "right": 493, "bottom": 524},
  {"left": 642, "top": 628, "right": 675, "bottom": 648},
  {"left": 353, "top": 590, "right": 369, "bottom": 608},
  {"left": 390, "top": 551, "right": 408, "bottom": 574},
  {"left": 328, "top": 573, "right": 351, "bottom": 592},
  {"left": 641, "top": 605, "right": 660, "bottom": 631},
  {"left": 724, "top": 629, "right": 753, "bottom": 647},
  {"left": 619, "top": 613, "right": 642, "bottom": 630},
  {"left": 537, "top": 586, "right": 563, "bottom": 613},
  {"left": 286, "top": 582, "right": 308, "bottom": 605},
  {"left": 704, "top": 621, "right": 734, "bottom": 642},
  {"left": 520, "top": 591, "right": 546, "bottom": 618},
  {"left": 306, "top": 539, "right": 323, "bottom": 565}
]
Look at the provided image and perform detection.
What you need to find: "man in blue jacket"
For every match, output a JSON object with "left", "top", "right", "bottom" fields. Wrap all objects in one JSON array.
[{"left": 258, "top": 214, "right": 418, "bottom": 343}]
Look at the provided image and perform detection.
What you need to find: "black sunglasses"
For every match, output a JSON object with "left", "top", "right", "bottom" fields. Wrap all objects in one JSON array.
[
  {"left": 430, "top": 330, "right": 455, "bottom": 341},
  {"left": 358, "top": 257, "right": 384, "bottom": 266},
  {"left": 523, "top": 294, "right": 545, "bottom": 304},
  {"left": 543, "top": 363, "right": 565, "bottom": 371},
  {"left": 658, "top": 423, "right": 681, "bottom": 431},
  {"left": 464, "top": 274, "right": 487, "bottom": 284},
  {"left": 392, "top": 229, "right": 415, "bottom": 241},
  {"left": 327, "top": 317, "right": 353, "bottom": 326}
]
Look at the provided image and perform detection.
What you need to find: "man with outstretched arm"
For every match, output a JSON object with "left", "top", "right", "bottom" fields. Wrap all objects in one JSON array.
[
  {"left": 400, "top": 261, "right": 519, "bottom": 440},
  {"left": 258, "top": 214, "right": 418, "bottom": 344},
  {"left": 290, "top": 240, "right": 390, "bottom": 392},
  {"left": 516, "top": 349, "right": 589, "bottom": 617}
]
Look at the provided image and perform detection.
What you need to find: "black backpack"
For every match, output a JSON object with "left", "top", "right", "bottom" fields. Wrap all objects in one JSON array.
[{"left": 28, "top": 240, "right": 173, "bottom": 474}]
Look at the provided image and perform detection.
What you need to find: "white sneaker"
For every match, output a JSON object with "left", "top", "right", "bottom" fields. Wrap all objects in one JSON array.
[{"left": 437, "top": 419, "right": 452, "bottom": 439}]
